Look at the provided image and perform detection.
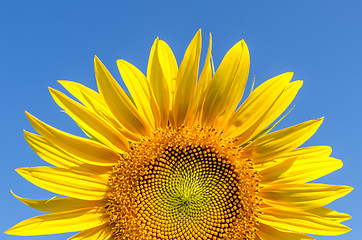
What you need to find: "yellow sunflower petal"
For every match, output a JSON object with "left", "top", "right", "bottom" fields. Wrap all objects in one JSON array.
[
  {"left": 59, "top": 80, "right": 139, "bottom": 141},
  {"left": 68, "top": 223, "right": 113, "bottom": 240},
  {"left": 243, "top": 118, "right": 323, "bottom": 164},
  {"left": 147, "top": 38, "right": 179, "bottom": 114},
  {"left": 24, "top": 130, "right": 83, "bottom": 168},
  {"left": 201, "top": 39, "right": 249, "bottom": 126},
  {"left": 261, "top": 156, "right": 343, "bottom": 184},
  {"left": 255, "top": 145, "right": 332, "bottom": 171},
  {"left": 173, "top": 30, "right": 202, "bottom": 126},
  {"left": 238, "top": 80, "right": 303, "bottom": 144},
  {"left": 260, "top": 208, "right": 351, "bottom": 236},
  {"left": 94, "top": 56, "right": 151, "bottom": 136},
  {"left": 24, "top": 131, "right": 110, "bottom": 174},
  {"left": 26, "top": 112, "right": 119, "bottom": 166},
  {"left": 50, "top": 88, "right": 129, "bottom": 153},
  {"left": 226, "top": 72, "right": 293, "bottom": 137},
  {"left": 157, "top": 40, "right": 178, "bottom": 101},
  {"left": 11, "top": 191, "right": 104, "bottom": 213},
  {"left": 16, "top": 167, "right": 108, "bottom": 200},
  {"left": 226, "top": 73, "right": 303, "bottom": 144},
  {"left": 261, "top": 183, "right": 353, "bottom": 210},
  {"left": 117, "top": 59, "right": 159, "bottom": 129},
  {"left": 147, "top": 38, "right": 170, "bottom": 127},
  {"left": 58, "top": 80, "right": 108, "bottom": 114},
  {"left": 305, "top": 207, "right": 352, "bottom": 223},
  {"left": 257, "top": 223, "right": 315, "bottom": 240},
  {"left": 276, "top": 145, "right": 332, "bottom": 160},
  {"left": 187, "top": 33, "right": 213, "bottom": 125},
  {"left": 5, "top": 207, "right": 106, "bottom": 236}
]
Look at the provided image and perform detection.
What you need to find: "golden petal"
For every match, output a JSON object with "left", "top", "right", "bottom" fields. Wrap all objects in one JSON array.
[
  {"left": 117, "top": 59, "right": 159, "bottom": 129},
  {"left": 201, "top": 39, "right": 249, "bottom": 126},
  {"left": 187, "top": 33, "right": 213, "bottom": 125},
  {"left": 16, "top": 167, "right": 108, "bottom": 200},
  {"left": 59, "top": 80, "right": 139, "bottom": 141},
  {"left": 257, "top": 223, "right": 315, "bottom": 240},
  {"left": 26, "top": 112, "right": 119, "bottom": 166},
  {"left": 261, "top": 183, "right": 353, "bottom": 210},
  {"left": 5, "top": 207, "right": 107, "bottom": 236},
  {"left": 261, "top": 156, "right": 343, "bottom": 183},
  {"left": 173, "top": 30, "right": 202, "bottom": 126},
  {"left": 225, "top": 73, "right": 294, "bottom": 140},
  {"left": 67, "top": 223, "right": 113, "bottom": 240},
  {"left": 50, "top": 88, "right": 129, "bottom": 153},
  {"left": 147, "top": 38, "right": 170, "bottom": 127},
  {"left": 95, "top": 56, "right": 151, "bottom": 136},
  {"left": 261, "top": 207, "right": 351, "bottom": 236},
  {"left": 11, "top": 191, "right": 105, "bottom": 213},
  {"left": 243, "top": 118, "right": 323, "bottom": 164},
  {"left": 306, "top": 207, "right": 352, "bottom": 223}
]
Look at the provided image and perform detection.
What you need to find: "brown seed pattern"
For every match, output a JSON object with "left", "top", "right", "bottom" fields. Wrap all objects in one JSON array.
[{"left": 107, "top": 126, "right": 261, "bottom": 240}]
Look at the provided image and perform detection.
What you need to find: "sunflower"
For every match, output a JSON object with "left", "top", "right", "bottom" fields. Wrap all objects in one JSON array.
[{"left": 6, "top": 30, "right": 352, "bottom": 240}]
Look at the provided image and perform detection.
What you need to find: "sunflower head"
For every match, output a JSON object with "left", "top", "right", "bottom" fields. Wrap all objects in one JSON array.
[{"left": 6, "top": 30, "right": 352, "bottom": 240}]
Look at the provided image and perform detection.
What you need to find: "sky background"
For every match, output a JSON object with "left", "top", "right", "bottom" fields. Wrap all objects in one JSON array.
[{"left": 1, "top": 1, "right": 361, "bottom": 239}]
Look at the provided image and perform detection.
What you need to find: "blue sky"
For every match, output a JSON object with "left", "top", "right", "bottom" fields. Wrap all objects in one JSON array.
[{"left": 1, "top": 1, "right": 361, "bottom": 239}]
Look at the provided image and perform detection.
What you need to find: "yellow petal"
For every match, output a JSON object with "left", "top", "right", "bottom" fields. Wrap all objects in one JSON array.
[
  {"left": 256, "top": 145, "right": 331, "bottom": 168},
  {"left": 276, "top": 145, "right": 332, "bottom": 160},
  {"left": 94, "top": 56, "right": 151, "bottom": 136},
  {"left": 157, "top": 39, "right": 178, "bottom": 107},
  {"left": 187, "top": 33, "right": 213, "bottom": 125},
  {"left": 225, "top": 73, "right": 293, "bottom": 139},
  {"left": 255, "top": 145, "right": 332, "bottom": 173},
  {"left": 261, "top": 157, "right": 343, "bottom": 184},
  {"left": 24, "top": 130, "right": 83, "bottom": 168},
  {"left": 68, "top": 223, "right": 113, "bottom": 240},
  {"left": 117, "top": 59, "right": 159, "bottom": 129},
  {"left": 59, "top": 80, "right": 139, "bottom": 141},
  {"left": 173, "top": 30, "right": 202, "bottom": 126},
  {"left": 49, "top": 88, "right": 129, "bottom": 153},
  {"left": 58, "top": 80, "right": 109, "bottom": 115},
  {"left": 11, "top": 191, "right": 104, "bottom": 213},
  {"left": 261, "top": 206, "right": 351, "bottom": 236},
  {"left": 261, "top": 183, "right": 353, "bottom": 210},
  {"left": 26, "top": 112, "right": 119, "bottom": 166},
  {"left": 24, "top": 131, "right": 110, "bottom": 175},
  {"left": 243, "top": 118, "right": 323, "bottom": 164},
  {"left": 16, "top": 167, "right": 108, "bottom": 200},
  {"left": 201, "top": 39, "right": 249, "bottom": 126},
  {"left": 5, "top": 207, "right": 106, "bottom": 236},
  {"left": 305, "top": 207, "right": 352, "bottom": 223},
  {"left": 257, "top": 223, "right": 315, "bottom": 240},
  {"left": 237, "top": 80, "right": 303, "bottom": 144},
  {"left": 147, "top": 38, "right": 170, "bottom": 127}
]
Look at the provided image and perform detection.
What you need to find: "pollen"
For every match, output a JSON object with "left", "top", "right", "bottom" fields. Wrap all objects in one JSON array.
[{"left": 107, "top": 126, "right": 262, "bottom": 240}]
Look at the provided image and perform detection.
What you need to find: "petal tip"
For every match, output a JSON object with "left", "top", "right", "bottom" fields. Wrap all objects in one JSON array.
[
  {"left": 48, "top": 87, "right": 56, "bottom": 93},
  {"left": 10, "top": 190, "right": 22, "bottom": 201},
  {"left": 94, "top": 55, "right": 101, "bottom": 64},
  {"left": 294, "top": 80, "right": 304, "bottom": 86},
  {"left": 346, "top": 186, "right": 354, "bottom": 193},
  {"left": 4, "top": 229, "right": 13, "bottom": 235},
  {"left": 15, "top": 168, "right": 25, "bottom": 174}
]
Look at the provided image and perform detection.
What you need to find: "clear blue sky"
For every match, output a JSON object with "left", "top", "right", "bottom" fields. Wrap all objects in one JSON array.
[{"left": 1, "top": 1, "right": 361, "bottom": 239}]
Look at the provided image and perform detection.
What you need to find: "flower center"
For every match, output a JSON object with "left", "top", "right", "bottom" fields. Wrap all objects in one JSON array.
[
  {"left": 107, "top": 126, "right": 261, "bottom": 240},
  {"left": 137, "top": 145, "right": 241, "bottom": 239}
]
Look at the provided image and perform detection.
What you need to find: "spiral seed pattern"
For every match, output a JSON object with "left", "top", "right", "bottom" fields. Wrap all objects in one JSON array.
[{"left": 107, "top": 126, "right": 261, "bottom": 240}]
